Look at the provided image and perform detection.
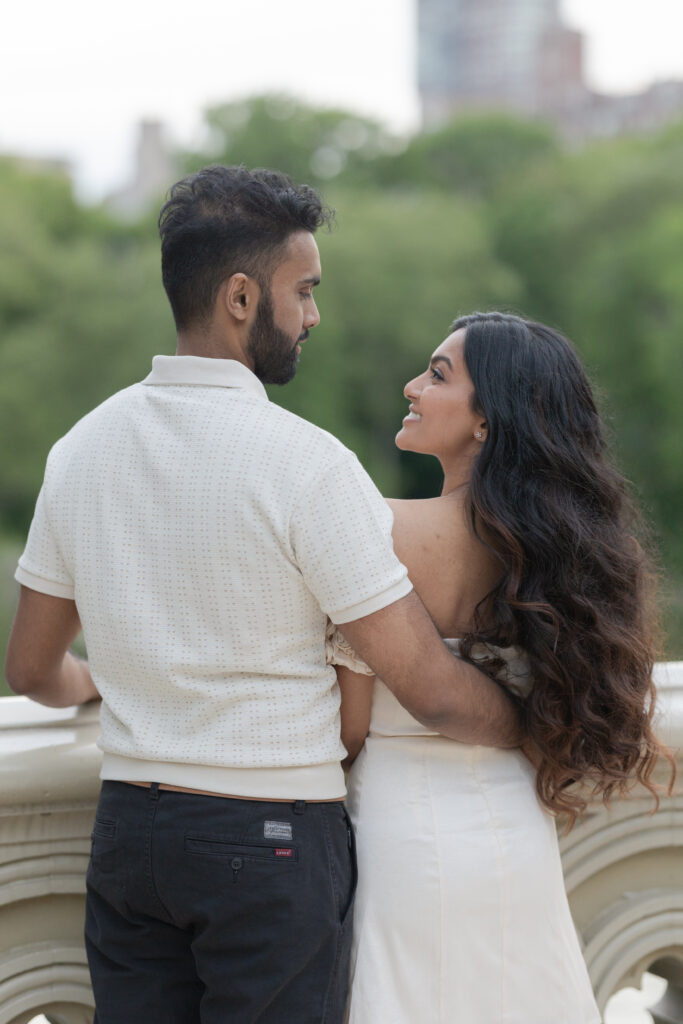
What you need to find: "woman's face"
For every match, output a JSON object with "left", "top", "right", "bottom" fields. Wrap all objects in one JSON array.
[{"left": 395, "top": 328, "right": 486, "bottom": 463}]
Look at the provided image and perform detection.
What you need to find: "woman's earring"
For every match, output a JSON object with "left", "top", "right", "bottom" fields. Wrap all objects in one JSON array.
[{"left": 475, "top": 430, "right": 483, "bottom": 439}]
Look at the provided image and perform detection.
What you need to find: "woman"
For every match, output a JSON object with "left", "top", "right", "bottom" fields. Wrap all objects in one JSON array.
[{"left": 330, "top": 312, "right": 669, "bottom": 1023}]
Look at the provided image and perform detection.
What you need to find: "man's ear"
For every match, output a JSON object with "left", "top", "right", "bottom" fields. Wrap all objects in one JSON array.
[{"left": 222, "top": 273, "right": 260, "bottom": 322}]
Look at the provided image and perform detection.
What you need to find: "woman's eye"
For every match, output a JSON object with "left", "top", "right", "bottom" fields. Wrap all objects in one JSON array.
[{"left": 430, "top": 367, "right": 444, "bottom": 381}]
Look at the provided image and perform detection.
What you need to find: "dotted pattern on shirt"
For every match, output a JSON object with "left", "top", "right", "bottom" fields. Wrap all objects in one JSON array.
[{"left": 17, "top": 377, "right": 409, "bottom": 770}]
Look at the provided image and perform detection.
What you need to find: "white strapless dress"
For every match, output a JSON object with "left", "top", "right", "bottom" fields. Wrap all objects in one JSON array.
[{"left": 331, "top": 635, "right": 602, "bottom": 1024}]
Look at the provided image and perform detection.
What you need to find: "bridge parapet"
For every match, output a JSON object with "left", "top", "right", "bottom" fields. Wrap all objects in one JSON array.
[{"left": 1, "top": 664, "right": 682, "bottom": 1023}]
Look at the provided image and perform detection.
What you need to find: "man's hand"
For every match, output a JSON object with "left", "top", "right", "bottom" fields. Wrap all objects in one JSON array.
[
  {"left": 338, "top": 591, "right": 523, "bottom": 749},
  {"left": 5, "top": 586, "right": 99, "bottom": 708}
]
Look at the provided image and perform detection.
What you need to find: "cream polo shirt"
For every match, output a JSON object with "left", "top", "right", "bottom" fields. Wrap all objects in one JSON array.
[{"left": 16, "top": 356, "right": 412, "bottom": 799}]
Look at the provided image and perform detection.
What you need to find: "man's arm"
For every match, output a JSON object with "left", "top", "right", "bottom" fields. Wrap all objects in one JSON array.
[
  {"left": 5, "top": 586, "right": 99, "bottom": 707},
  {"left": 338, "top": 590, "right": 523, "bottom": 748}
]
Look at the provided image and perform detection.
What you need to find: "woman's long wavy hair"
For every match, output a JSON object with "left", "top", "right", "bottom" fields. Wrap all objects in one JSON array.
[{"left": 453, "top": 312, "right": 673, "bottom": 824}]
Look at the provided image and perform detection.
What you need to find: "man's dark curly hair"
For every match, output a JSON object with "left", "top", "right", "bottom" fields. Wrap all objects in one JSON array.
[{"left": 158, "top": 165, "right": 333, "bottom": 331}]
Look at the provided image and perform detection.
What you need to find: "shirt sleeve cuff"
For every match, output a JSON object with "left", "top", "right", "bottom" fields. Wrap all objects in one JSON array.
[
  {"left": 328, "top": 576, "right": 413, "bottom": 625},
  {"left": 14, "top": 564, "right": 75, "bottom": 600}
]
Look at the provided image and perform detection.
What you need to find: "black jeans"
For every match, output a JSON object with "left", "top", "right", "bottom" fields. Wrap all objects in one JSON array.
[{"left": 85, "top": 781, "right": 356, "bottom": 1024}]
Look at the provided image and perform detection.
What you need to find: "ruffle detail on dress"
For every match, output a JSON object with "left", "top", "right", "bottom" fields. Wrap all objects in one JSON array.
[{"left": 325, "top": 620, "right": 375, "bottom": 676}]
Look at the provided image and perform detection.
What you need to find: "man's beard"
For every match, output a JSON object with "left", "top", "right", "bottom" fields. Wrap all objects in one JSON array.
[{"left": 247, "top": 290, "right": 306, "bottom": 386}]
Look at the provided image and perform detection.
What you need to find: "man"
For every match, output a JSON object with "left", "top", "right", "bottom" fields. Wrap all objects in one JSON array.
[{"left": 6, "top": 166, "right": 521, "bottom": 1023}]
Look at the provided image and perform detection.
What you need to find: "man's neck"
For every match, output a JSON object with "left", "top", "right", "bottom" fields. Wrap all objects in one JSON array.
[{"left": 175, "top": 326, "right": 249, "bottom": 365}]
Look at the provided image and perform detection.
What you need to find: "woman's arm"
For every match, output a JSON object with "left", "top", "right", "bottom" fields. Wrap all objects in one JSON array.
[{"left": 337, "top": 665, "right": 374, "bottom": 768}]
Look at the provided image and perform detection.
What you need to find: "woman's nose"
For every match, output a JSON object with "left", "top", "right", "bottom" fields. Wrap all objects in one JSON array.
[{"left": 404, "top": 376, "right": 421, "bottom": 401}]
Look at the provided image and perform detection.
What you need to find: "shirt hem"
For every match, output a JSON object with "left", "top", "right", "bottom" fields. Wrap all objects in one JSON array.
[
  {"left": 329, "top": 576, "right": 413, "bottom": 625},
  {"left": 14, "top": 564, "right": 75, "bottom": 600},
  {"left": 100, "top": 752, "right": 347, "bottom": 800}
]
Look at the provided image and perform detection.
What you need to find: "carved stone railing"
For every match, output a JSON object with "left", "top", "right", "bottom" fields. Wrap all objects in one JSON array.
[
  {"left": 1, "top": 664, "right": 682, "bottom": 1024},
  {"left": 561, "top": 661, "right": 683, "bottom": 1024},
  {"left": 0, "top": 699, "right": 100, "bottom": 1024}
]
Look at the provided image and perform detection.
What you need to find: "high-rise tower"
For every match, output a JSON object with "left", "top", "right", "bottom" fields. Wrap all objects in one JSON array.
[{"left": 418, "top": 0, "right": 585, "bottom": 126}]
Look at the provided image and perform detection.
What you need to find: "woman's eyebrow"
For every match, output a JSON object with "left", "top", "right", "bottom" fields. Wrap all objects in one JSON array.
[{"left": 430, "top": 355, "right": 453, "bottom": 370}]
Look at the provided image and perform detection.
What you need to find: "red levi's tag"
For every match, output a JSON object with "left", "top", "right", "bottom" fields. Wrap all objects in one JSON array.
[{"left": 274, "top": 848, "right": 293, "bottom": 857}]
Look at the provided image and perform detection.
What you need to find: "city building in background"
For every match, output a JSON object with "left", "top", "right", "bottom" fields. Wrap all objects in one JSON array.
[
  {"left": 106, "top": 120, "right": 177, "bottom": 218},
  {"left": 417, "top": 0, "right": 683, "bottom": 139}
]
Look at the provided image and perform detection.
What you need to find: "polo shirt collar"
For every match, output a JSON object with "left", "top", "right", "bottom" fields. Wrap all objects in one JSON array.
[{"left": 143, "top": 355, "right": 268, "bottom": 401}]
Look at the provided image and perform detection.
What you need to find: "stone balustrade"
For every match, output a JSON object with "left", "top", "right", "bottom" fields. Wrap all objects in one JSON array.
[
  {"left": 560, "top": 661, "right": 683, "bottom": 1024},
  {"left": 0, "top": 698, "right": 100, "bottom": 1024},
  {"left": 1, "top": 664, "right": 682, "bottom": 1024}
]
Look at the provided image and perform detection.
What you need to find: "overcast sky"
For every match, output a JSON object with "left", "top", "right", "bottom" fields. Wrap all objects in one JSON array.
[{"left": 2, "top": 0, "right": 683, "bottom": 199}]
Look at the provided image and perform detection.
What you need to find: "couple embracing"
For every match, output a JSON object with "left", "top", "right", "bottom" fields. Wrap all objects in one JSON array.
[{"left": 7, "top": 165, "right": 664, "bottom": 1023}]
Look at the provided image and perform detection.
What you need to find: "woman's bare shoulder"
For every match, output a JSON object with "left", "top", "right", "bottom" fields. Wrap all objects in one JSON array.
[
  {"left": 386, "top": 493, "right": 500, "bottom": 634},
  {"left": 387, "top": 493, "right": 469, "bottom": 539}
]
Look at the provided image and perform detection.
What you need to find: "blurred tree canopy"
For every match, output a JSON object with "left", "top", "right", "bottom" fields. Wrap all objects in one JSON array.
[
  {"left": 0, "top": 161, "right": 173, "bottom": 532},
  {"left": 490, "top": 122, "right": 683, "bottom": 570},
  {"left": 193, "top": 96, "right": 402, "bottom": 188},
  {"left": 1, "top": 96, "right": 682, "bottom": 667}
]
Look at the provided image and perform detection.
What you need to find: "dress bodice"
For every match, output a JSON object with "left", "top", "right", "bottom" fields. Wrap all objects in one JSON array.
[{"left": 326, "top": 627, "right": 531, "bottom": 739}]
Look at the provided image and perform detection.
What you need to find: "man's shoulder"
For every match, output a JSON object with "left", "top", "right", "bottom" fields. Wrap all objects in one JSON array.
[
  {"left": 260, "top": 401, "right": 356, "bottom": 465},
  {"left": 48, "top": 383, "right": 144, "bottom": 460}
]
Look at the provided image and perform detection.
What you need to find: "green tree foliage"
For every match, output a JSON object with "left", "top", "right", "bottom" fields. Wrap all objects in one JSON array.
[
  {"left": 369, "top": 113, "right": 559, "bottom": 197},
  {"left": 0, "top": 163, "right": 173, "bottom": 533},
  {"left": 490, "top": 124, "right": 683, "bottom": 572},
  {"left": 184, "top": 95, "right": 403, "bottom": 189}
]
